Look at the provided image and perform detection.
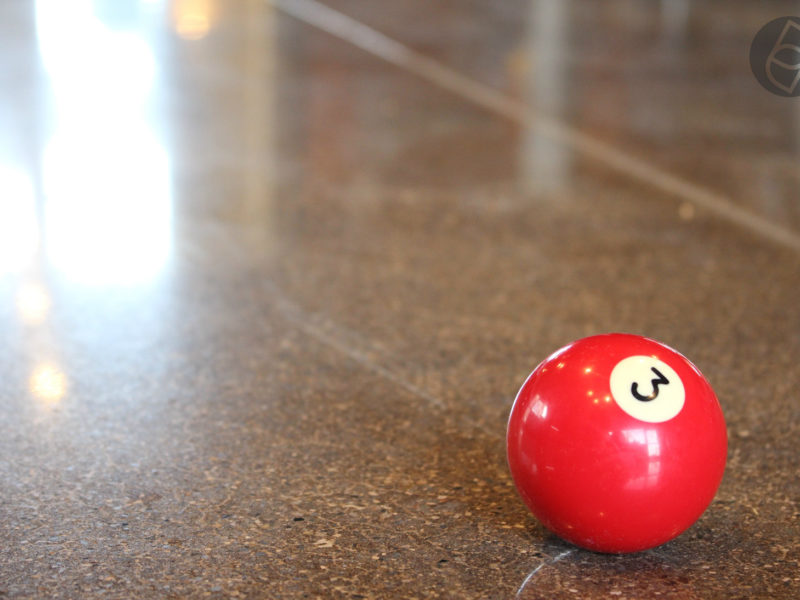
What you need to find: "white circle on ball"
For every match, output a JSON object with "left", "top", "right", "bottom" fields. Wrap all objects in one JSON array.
[{"left": 609, "top": 355, "right": 685, "bottom": 423}]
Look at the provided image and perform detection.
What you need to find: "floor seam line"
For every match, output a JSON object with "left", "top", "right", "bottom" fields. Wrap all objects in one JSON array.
[
  {"left": 263, "top": 282, "right": 492, "bottom": 430},
  {"left": 276, "top": 298, "right": 500, "bottom": 439}
]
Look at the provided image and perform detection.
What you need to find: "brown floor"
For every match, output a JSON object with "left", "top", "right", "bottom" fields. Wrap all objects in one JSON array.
[{"left": 1, "top": 0, "right": 799, "bottom": 598}]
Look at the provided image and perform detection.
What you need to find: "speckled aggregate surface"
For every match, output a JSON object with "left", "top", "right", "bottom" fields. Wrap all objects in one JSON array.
[{"left": 0, "top": 0, "right": 799, "bottom": 598}]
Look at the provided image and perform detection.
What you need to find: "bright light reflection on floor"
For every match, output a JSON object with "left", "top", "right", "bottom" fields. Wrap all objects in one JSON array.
[
  {"left": 36, "top": 0, "right": 156, "bottom": 117},
  {"left": 17, "top": 283, "right": 51, "bottom": 325},
  {"left": 36, "top": 0, "right": 172, "bottom": 286},
  {"left": 173, "top": 0, "right": 215, "bottom": 40},
  {"left": 0, "top": 167, "right": 38, "bottom": 275},
  {"left": 42, "top": 127, "right": 172, "bottom": 286},
  {"left": 30, "top": 363, "right": 67, "bottom": 406}
]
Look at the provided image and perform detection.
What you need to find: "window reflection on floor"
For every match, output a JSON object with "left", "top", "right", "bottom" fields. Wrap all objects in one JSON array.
[
  {"left": 42, "top": 127, "right": 171, "bottom": 286},
  {"left": 35, "top": 0, "right": 172, "bottom": 287},
  {"left": 0, "top": 166, "right": 38, "bottom": 275}
]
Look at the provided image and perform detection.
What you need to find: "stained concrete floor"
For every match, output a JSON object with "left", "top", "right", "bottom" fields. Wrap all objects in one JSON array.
[{"left": 1, "top": 0, "right": 799, "bottom": 598}]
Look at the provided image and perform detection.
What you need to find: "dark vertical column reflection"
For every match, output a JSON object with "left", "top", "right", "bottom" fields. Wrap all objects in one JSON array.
[{"left": 519, "top": 0, "right": 573, "bottom": 196}]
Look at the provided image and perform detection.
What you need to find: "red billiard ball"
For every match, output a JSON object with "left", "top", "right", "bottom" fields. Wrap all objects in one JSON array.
[{"left": 507, "top": 333, "right": 727, "bottom": 553}]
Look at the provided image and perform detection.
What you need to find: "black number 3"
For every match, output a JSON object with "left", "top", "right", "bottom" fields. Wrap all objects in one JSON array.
[{"left": 631, "top": 367, "right": 670, "bottom": 402}]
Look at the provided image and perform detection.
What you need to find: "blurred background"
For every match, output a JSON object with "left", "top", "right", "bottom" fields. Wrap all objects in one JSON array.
[{"left": 1, "top": 1, "right": 799, "bottom": 597}]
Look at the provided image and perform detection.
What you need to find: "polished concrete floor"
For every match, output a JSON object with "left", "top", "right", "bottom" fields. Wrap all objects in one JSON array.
[{"left": 1, "top": 0, "right": 799, "bottom": 598}]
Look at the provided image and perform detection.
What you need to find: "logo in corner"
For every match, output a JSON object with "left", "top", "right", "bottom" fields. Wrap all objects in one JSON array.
[{"left": 750, "top": 16, "right": 800, "bottom": 96}]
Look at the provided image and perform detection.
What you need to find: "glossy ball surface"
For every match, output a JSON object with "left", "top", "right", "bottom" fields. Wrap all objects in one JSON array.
[{"left": 507, "top": 334, "right": 727, "bottom": 553}]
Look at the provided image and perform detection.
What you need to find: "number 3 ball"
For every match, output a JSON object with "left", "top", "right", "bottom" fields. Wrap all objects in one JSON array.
[{"left": 507, "top": 334, "right": 727, "bottom": 553}]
